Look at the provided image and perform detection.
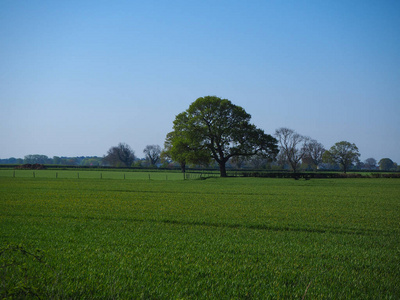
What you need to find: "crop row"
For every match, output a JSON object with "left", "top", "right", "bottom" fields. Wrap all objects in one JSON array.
[{"left": 1, "top": 177, "right": 399, "bottom": 298}]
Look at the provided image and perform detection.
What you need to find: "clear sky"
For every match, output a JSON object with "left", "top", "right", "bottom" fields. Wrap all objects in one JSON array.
[{"left": 1, "top": 0, "right": 399, "bottom": 162}]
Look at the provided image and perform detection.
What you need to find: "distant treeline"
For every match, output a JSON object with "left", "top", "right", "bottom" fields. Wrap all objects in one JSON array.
[
  {"left": 0, "top": 155, "right": 104, "bottom": 166},
  {"left": 1, "top": 153, "right": 399, "bottom": 172},
  {"left": 0, "top": 155, "right": 150, "bottom": 167},
  {"left": 241, "top": 172, "right": 400, "bottom": 179}
]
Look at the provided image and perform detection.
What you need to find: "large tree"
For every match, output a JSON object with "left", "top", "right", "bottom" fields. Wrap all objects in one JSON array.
[
  {"left": 167, "top": 96, "right": 278, "bottom": 177},
  {"left": 323, "top": 141, "right": 360, "bottom": 173},
  {"left": 103, "top": 143, "right": 135, "bottom": 167},
  {"left": 143, "top": 145, "right": 162, "bottom": 166},
  {"left": 378, "top": 158, "right": 395, "bottom": 171},
  {"left": 274, "top": 128, "right": 309, "bottom": 173}
]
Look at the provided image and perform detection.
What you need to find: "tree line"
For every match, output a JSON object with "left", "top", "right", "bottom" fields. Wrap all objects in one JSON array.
[
  {"left": 160, "top": 96, "right": 399, "bottom": 176},
  {"left": 1, "top": 96, "right": 399, "bottom": 175},
  {"left": 2, "top": 149, "right": 396, "bottom": 173},
  {"left": 0, "top": 145, "right": 164, "bottom": 168}
]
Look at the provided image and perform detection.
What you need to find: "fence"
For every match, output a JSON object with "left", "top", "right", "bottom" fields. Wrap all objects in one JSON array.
[{"left": 0, "top": 170, "right": 221, "bottom": 181}]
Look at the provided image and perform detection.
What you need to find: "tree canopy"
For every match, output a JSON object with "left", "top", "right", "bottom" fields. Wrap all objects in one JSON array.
[
  {"left": 162, "top": 130, "right": 211, "bottom": 172},
  {"left": 379, "top": 158, "right": 396, "bottom": 171},
  {"left": 103, "top": 143, "right": 135, "bottom": 167},
  {"left": 23, "top": 154, "right": 51, "bottom": 164},
  {"left": 166, "top": 96, "right": 278, "bottom": 177},
  {"left": 364, "top": 158, "right": 377, "bottom": 170},
  {"left": 323, "top": 141, "right": 360, "bottom": 173}
]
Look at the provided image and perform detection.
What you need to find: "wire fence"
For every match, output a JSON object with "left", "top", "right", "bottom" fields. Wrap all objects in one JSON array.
[{"left": 0, "top": 169, "right": 222, "bottom": 181}]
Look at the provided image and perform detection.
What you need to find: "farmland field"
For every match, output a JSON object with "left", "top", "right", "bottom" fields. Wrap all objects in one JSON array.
[{"left": 1, "top": 174, "right": 399, "bottom": 299}]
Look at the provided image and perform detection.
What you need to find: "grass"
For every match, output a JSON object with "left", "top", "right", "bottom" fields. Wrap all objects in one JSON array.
[{"left": 1, "top": 175, "right": 399, "bottom": 299}]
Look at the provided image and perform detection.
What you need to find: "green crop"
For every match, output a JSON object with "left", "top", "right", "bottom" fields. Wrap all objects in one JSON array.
[{"left": 1, "top": 176, "right": 399, "bottom": 299}]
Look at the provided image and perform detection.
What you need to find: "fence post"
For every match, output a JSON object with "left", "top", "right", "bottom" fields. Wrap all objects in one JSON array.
[
  {"left": 100, "top": 173, "right": 102, "bottom": 179},
  {"left": 148, "top": 174, "right": 151, "bottom": 180}
]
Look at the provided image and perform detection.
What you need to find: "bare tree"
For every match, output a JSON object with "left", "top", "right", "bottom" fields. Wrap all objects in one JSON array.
[
  {"left": 274, "top": 128, "right": 309, "bottom": 173},
  {"left": 103, "top": 143, "right": 135, "bottom": 167},
  {"left": 303, "top": 139, "right": 325, "bottom": 170},
  {"left": 143, "top": 145, "right": 161, "bottom": 166},
  {"left": 275, "top": 151, "right": 290, "bottom": 169}
]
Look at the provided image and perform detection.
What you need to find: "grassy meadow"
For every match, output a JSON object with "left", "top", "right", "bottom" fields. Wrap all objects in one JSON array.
[{"left": 0, "top": 173, "right": 399, "bottom": 299}]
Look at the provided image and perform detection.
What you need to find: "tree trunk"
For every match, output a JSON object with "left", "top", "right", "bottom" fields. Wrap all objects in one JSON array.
[
  {"left": 341, "top": 159, "right": 347, "bottom": 173},
  {"left": 291, "top": 162, "right": 297, "bottom": 173},
  {"left": 180, "top": 162, "right": 186, "bottom": 173},
  {"left": 219, "top": 163, "right": 227, "bottom": 177}
]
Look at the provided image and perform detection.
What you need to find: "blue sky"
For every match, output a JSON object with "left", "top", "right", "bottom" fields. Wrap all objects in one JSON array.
[{"left": 1, "top": 0, "right": 399, "bottom": 162}]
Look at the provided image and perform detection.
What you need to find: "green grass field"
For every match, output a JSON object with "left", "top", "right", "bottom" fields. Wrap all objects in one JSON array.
[{"left": 1, "top": 174, "right": 399, "bottom": 299}]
